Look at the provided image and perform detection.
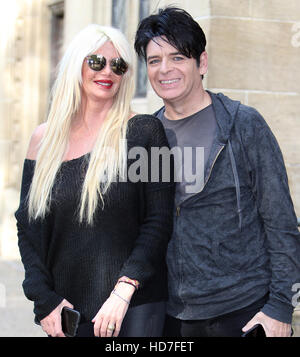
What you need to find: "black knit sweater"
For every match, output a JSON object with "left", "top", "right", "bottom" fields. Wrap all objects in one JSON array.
[{"left": 15, "top": 115, "right": 175, "bottom": 323}]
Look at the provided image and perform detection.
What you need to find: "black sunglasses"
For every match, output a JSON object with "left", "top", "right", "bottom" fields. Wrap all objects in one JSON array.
[{"left": 86, "top": 54, "right": 128, "bottom": 75}]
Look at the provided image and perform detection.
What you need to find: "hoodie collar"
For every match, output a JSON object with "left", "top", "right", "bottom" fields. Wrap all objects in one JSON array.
[
  {"left": 154, "top": 90, "right": 241, "bottom": 144},
  {"left": 207, "top": 90, "right": 241, "bottom": 144}
]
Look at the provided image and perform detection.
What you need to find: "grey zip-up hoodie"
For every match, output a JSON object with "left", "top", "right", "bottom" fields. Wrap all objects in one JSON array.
[{"left": 155, "top": 91, "right": 300, "bottom": 324}]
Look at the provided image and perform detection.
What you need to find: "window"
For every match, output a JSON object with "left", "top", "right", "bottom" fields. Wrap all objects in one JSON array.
[
  {"left": 49, "top": 1, "right": 64, "bottom": 89},
  {"left": 112, "top": 0, "right": 127, "bottom": 34},
  {"left": 112, "top": 0, "right": 149, "bottom": 98},
  {"left": 136, "top": 0, "right": 149, "bottom": 97}
]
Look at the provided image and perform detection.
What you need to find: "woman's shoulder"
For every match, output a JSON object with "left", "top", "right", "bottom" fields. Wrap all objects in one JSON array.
[
  {"left": 128, "top": 113, "right": 164, "bottom": 135},
  {"left": 129, "top": 112, "right": 162, "bottom": 123},
  {"left": 127, "top": 113, "right": 169, "bottom": 148},
  {"left": 26, "top": 122, "right": 47, "bottom": 160}
]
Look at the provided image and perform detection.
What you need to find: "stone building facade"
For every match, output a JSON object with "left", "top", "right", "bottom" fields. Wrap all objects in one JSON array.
[{"left": 0, "top": 0, "right": 299, "bottom": 258}]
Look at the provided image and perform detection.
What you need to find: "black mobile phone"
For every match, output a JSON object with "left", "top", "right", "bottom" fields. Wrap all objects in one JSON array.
[
  {"left": 242, "top": 324, "right": 266, "bottom": 337},
  {"left": 61, "top": 307, "right": 81, "bottom": 337}
]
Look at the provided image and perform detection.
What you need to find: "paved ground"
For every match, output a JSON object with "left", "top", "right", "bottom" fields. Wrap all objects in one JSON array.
[
  {"left": 0, "top": 258, "right": 44, "bottom": 337},
  {"left": 0, "top": 257, "right": 299, "bottom": 338}
]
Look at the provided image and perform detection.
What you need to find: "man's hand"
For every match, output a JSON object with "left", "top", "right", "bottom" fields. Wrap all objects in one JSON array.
[
  {"left": 40, "top": 299, "right": 74, "bottom": 337},
  {"left": 242, "top": 311, "right": 292, "bottom": 337}
]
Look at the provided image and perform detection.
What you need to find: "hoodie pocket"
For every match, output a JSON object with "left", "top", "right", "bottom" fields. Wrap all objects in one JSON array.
[{"left": 212, "top": 230, "right": 258, "bottom": 274}]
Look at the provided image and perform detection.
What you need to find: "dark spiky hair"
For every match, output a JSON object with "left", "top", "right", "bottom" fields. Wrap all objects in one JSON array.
[{"left": 134, "top": 7, "right": 206, "bottom": 66}]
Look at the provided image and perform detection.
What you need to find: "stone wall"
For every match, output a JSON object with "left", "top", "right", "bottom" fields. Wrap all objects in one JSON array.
[{"left": 205, "top": 0, "right": 300, "bottom": 218}]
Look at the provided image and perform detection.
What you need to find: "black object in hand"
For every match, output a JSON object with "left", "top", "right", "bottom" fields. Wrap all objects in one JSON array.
[
  {"left": 242, "top": 324, "right": 266, "bottom": 337},
  {"left": 61, "top": 307, "right": 81, "bottom": 337}
]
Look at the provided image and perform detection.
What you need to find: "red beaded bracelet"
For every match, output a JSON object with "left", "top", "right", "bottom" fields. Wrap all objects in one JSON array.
[{"left": 117, "top": 276, "right": 140, "bottom": 290}]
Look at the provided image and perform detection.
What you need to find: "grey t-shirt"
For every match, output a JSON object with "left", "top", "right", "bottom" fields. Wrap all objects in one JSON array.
[{"left": 157, "top": 105, "right": 217, "bottom": 204}]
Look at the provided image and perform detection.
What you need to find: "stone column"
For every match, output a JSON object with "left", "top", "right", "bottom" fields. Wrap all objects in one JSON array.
[
  {"left": 0, "top": 0, "right": 51, "bottom": 258},
  {"left": 64, "top": 0, "right": 112, "bottom": 48}
]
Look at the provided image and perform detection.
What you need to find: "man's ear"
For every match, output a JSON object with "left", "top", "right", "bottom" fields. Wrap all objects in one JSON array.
[{"left": 199, "top": 51, "right": 208, "bottom": 76}]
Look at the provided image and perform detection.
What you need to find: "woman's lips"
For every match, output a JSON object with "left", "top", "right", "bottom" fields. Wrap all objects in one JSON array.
[{"left": 94, "top": 79, "right": 113, "bottom": 89}]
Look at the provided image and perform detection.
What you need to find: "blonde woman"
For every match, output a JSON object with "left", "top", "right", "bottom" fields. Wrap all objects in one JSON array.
[{"left": 15, "top": 24, "right": 174, "bottom": 337}]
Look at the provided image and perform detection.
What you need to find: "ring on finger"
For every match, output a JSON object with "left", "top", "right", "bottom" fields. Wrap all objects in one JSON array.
[{"left": 107, "top": 323, "right": 115, "bottom": 332}]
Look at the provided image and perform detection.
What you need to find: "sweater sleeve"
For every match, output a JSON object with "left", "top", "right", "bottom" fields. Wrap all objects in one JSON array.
[
  {"left": 118, "top": 116, "right": 175, "bottom": 287},
  {"left": 240, "top": 107, "right": 300, "bottom": 324},
  {"left": 15, "top": 160, "right": 63, "bottom": 322}
]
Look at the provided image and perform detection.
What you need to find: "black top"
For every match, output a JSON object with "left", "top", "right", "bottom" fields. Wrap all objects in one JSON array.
[{"left": 15, "top": 115, "right": 175, "bottom": 323}]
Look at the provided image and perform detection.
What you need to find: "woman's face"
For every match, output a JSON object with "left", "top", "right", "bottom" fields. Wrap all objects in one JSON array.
[{"left": 81, "top": 41, "right": 124, "bottom": 105}]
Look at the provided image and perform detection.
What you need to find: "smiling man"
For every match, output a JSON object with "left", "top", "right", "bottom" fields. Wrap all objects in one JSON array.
[
  {"left": 134, "top": 7, "right": 300, "bottom": 337},
  {"left": 146, "top": 38, "right": 209, "bottom": 111}
]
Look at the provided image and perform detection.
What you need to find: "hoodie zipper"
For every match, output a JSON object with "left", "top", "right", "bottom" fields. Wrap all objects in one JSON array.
[
  {"left": 174, "top": 144, "right": 225, "bottom": 308},
  {"left": 176, "top": 145, "right": 225, "bottom": 216}
]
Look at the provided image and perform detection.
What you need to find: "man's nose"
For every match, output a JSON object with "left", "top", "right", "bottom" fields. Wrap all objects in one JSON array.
[{"left": 160, "top": 58, "right": 172, "bottom": 74}]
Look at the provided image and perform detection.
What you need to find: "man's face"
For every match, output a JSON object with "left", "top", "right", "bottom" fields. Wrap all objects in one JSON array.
[{"left": 146, "top": 37, "right": 206, "bottom": 105}]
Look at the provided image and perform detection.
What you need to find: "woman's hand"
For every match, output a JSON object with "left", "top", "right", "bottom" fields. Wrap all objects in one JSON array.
[
  {"left": 40, "top": 299, "right": 74, "bottom": 337},
  {"left": 92, "top": 282, "right": 135, "bottom": 337}
]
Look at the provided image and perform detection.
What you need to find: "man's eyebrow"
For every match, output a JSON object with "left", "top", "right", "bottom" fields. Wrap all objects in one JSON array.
[
  {"left": 147, "top": 52, "right": 182, "bottom": 61},
  {"left": 147, "top": 55, "right": 159, "bottom": 61}
]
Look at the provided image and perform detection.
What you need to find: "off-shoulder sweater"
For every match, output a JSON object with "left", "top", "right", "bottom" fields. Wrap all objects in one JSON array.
[{"left": 15, "top": 115, "right": 175, "bottom": 323}]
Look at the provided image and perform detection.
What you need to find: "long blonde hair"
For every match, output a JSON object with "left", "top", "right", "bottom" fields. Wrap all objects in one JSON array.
[{"left": 28, "top": 24, "right": 135, "bottom": 224}]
